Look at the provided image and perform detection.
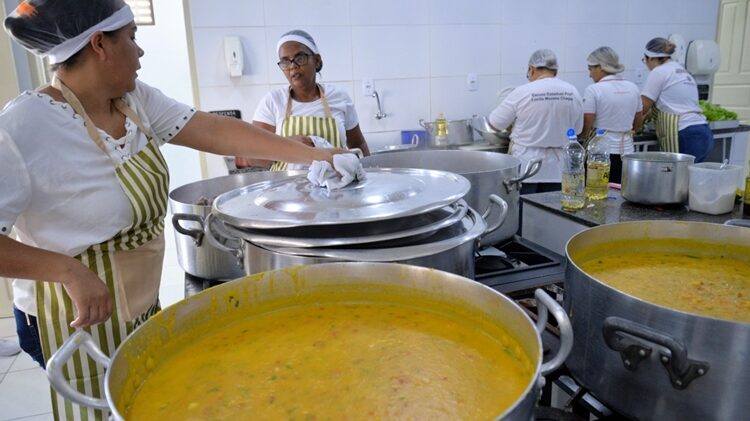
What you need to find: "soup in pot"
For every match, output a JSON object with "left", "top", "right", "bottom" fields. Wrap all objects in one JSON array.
[
  {"left": 125, "top": 299, "right": 534, "bottom": 420},
  {"left": 577, "top": 239, "right": 750, "bottom": 323}
]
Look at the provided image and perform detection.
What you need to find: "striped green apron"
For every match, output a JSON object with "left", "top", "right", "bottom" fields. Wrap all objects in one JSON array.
[
  {"left": 654, "top": 107, "right": 680, "bottom": 153},
  {"left": 40, "top": 79, "right": 169, "bottom": 420},
  {"left": 270, "top": 84, "right": 343, "bottom": 171}
]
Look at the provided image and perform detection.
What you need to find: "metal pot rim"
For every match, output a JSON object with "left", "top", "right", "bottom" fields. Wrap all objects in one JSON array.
[{"left": 622, "top": 152, "right": 696, "bottom": 163}]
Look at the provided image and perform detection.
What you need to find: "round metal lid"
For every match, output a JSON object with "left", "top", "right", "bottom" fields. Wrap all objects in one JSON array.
[{"left": 212, "top": 168, "right": 471, "bottom": 229}]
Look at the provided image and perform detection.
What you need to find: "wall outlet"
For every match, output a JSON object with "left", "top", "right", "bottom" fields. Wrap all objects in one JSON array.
[
  {"left": 362, "top": 78, "right": 374, "bottom": 96},
  {"left": 467, "top": 73, "right": 478, "bottom": 91}
]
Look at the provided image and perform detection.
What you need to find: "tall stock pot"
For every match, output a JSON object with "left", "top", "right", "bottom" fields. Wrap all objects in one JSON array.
[
  {"left": 564, "top": 221, "right": 750, "bottom": 420},
  {"left": 168, "top": 171, "right": 302, "bottom": 279},
  {"left": 361, "top": 150, "right": 540, "bottom": 245},
  {"left": 47, "top": 263, "right": 572, "bottom": 420}
]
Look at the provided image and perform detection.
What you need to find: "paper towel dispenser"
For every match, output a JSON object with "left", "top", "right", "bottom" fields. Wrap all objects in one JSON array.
[{"left": 686, "top": 40, "right": 720, "bottom": 75}]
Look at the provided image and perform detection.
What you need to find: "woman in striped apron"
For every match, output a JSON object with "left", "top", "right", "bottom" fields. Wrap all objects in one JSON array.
[
  {"left": 640, "top": 37, "right": 713, "bottom": 162},
  {"left": 236, "top": 29, "right": 371, "bottom": 170},
  {"left": 1, "top": 2, "right": 347, "bottom": 419}
]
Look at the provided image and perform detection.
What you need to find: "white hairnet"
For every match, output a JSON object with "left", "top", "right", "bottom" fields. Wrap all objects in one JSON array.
[
  {"left": 587, "top": 46, "right": 625, "bottom": 74},
  {"left": 528, "top": 49, "right": 558, "bottom": 70}
]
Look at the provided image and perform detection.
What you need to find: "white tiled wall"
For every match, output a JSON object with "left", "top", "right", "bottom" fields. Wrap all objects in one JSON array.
[{"left": 187, "top": 0, "right": 719, "bottom": 161}]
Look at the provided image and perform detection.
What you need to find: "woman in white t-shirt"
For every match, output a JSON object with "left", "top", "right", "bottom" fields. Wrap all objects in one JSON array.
[
  {"left": 0, "top": 2, "right": 345, "bottom": 418},
  {"left": 489, "top": 49, "right": 583, "bottom": 194},
  {"left": 236, "top": 30, "right": 371, "bottom": 170},
  {"left": 582, "top": 47, "right": 644, "bottom": 183},
  {"left": 641, "top": 37, "right": 713, "bottom": 162}
]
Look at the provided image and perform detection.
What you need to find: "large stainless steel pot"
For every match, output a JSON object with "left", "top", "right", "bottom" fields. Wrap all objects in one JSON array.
[
  {"left": 565, "top": 221, "right": 750, "bottom": 420},
  {"left": 419, "top": 118, "right": 474, "bottom": 147},
  {"left": 168, "top": 171, "right": 302, "bottom": 279},
  {"left": 621, "top": 152, "right": 695, "bottom": 204},
  {"left": 47, "top": 263, "right": 572, "bottom": 420},
  {"left": 361, "top": 150, "right": 541, "bottom": 245}
]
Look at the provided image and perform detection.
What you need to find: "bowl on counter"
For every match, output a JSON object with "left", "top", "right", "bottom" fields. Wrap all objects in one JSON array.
[{"left": 471, "top": 115, "right": 510, "bottom": 152}]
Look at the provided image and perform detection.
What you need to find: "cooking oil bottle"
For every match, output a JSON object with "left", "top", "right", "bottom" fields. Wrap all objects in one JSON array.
[
  {"left": 743, "top": 160, "right": 750, "bottom": 218},
  {"left": 586, "top": 128, "right": 610, "bottom": 201},
  {"left": 561, "top": 128, "right": 586, "bottom": 210},
  {"left": 434, "top": 112, "right": 449, "bottom": 146}
]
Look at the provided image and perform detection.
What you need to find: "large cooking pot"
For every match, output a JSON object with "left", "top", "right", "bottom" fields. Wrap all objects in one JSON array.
[
  {"left": 361, "top": 150, "right": 541, "bottom": 245},
  {"left": 621, "top": 152, "right": 695, "bottom": 204},
  {"left": 168, "top": 171, "right": 302, "bottom": 279},
  {"left": 47, "top": 263, "right": 572, "bottom": 420},
  {"left": 565, "top": 221, "right": 750, "bottom": 420},
  {"left": 207, "top": 203, "right": 504, "bottom": 278},
  {"left": 419, "top": 117, "right": 474, "bottom": 146}
]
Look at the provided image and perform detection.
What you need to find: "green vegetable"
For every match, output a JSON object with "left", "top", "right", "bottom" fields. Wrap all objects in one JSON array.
[{"left": 699, "top": 100, "right": 738, "bottom": 121}]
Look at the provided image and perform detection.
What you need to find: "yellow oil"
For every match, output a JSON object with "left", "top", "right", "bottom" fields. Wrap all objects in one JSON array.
[
  {"left": 586, "top": 161, "right": 610, "bottom": 200},
  {"left": 561, "top": 172, "right": 585, "bottom": 210},
  {"left": 743, "top": 174, "right": 750, "bottom": 218}
]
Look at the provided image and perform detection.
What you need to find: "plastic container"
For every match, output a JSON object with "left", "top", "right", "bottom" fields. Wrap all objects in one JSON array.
[
  {"left": 401, "top": 130, "right": 427, "bottom": 145},
  {"left": 561, "top": 128, "right": 586, "bottom": 210},
  {"left": 688, "top": 163, "right": 743, "bottom": 215},
  {"left": 585, "top": 128, "right": 610, "bottom": 201}
]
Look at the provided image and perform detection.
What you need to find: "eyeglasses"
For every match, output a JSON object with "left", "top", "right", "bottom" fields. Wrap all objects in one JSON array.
[
  {"left": 278, "top": 53, "right": 312, "bottom": 70},
  {"left": 642, "top": 56, "right": 649, "bottom": 63}
]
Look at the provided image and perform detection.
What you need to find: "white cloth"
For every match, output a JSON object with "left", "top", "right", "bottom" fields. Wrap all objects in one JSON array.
[
  {"left": 641, "top": 61, "right": 706, "bottom": 131},
  {"left": 488, "top": 77, "right": 583, "bottom": 183},
  {"left": 276, "top": 34, "right": 319, "bottom": 55},
  {"left": 583, "top": 75, "right": 643, "bottom": 154},
  {"left": 307, "top": 153, "right": 366, "bottom": 190},
  {"left": 0, "top": 80, "right": 196, "bottom": 315},
  {"left": 46, "top": 6, "right": 134, "bottom": 64},
  {"left": 253, "top": 83, "right": 359, "bottom": 144},
  {"left": 287, "top": 135, "right": 332, "bottom": 170}
]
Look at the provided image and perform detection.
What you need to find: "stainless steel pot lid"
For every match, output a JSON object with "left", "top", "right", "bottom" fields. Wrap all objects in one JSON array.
[
  {"left": 220, "top": 200, "right": 469, "bottom": 248},
  {"left": 212, "top": 168, "right": 471, "bottom": 229}
]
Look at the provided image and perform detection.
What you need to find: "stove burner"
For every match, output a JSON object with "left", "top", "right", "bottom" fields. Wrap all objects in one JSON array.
[
  {"left": 535, "top": 407, "right": 586, "bottom": 421},
  {"left": 475, "top": 254, "right": 519, "bottom": 272}
]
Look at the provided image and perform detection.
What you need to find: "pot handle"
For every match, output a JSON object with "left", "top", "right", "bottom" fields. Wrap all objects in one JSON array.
[
  {"left": 47, "top": 331, "right": 111, "bottom": 410},
  {"left": 503, "top": 159, "right": 542, "bottom": 194},
  {"left": 348, "top": 148, "right": 364, "bottom": 159},
  {"left": 725, "top": 219, "right": 750, "bottom": 229},
  {"left": 535, "top": 289, "right": 573, "bottom": 376},
  {"left": 172, "top": 213, "right": 204, "bottom": 246},
  {"left": 478, "top": 194, "right": 508, "bottom": 246},
  {"left": 418, "top": 118, "right": 428, "bottom": 130},
  {"left": 602, "top": 316, "right": 709, "bottom": 390},
  {"left": 203, "top": 213, "right": 244, "bottom": 264}
]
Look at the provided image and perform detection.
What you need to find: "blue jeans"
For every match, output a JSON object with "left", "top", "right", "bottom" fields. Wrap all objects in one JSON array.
[
  {"left": 14, "top": 306, "right": 46, "bottom": 368},
  {"left": 678, "top": 124, "right": 713, "bottom": 163}
]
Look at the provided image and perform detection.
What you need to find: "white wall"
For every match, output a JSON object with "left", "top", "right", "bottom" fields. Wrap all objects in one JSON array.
[{"left": 186, "top": 0, "right": 719, "bottom": 160}]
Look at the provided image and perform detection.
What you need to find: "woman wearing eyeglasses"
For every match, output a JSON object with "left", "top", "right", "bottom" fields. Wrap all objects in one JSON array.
[
  {"left": 236, "top": 30, "right": 370, "bottom": 170},
  {"left": 582, "top": 47, "right": 643, "bottom": 183},
  {"left": 641, "top": 37, "right": 712, "bottom": 162}
]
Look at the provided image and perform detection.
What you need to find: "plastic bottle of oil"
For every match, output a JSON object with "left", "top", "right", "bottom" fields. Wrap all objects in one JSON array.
[
  {"left": 434, "top": 112, "right": 449, "bottom": 146},
  {"left": 586, "top": 128, "right": 610, "bottom": 201},
  {"left": 561, "top": 128, "right": 586, "bottom": 210}
]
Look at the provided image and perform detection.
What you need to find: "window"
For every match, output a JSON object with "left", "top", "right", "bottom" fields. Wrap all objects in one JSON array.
[{"left": 125, "top": 0, "right": 155, "bottom": 25}]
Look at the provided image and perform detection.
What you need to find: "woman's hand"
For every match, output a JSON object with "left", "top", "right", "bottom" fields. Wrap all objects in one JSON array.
[{"left": 59, "top": 260, "right": 113, "bottom": 328}]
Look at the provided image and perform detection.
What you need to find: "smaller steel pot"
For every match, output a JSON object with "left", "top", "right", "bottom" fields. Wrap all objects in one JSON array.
[
  {"left": 621, "top": 152, "right": 695, "bottom": 204},
  {"left": 420, "top": 118, "right": 474, "bottom": 147}
]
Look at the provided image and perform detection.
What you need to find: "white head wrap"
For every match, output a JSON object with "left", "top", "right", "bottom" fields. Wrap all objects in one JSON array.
[
  {"left": 46, "top": 6, "right": 134, "bottom": 64},
  {"left": 276, "top": 33, "right": 319, "bottom": 56},
  {"left": 644, "top": 50, "right": 671, "bottom": 58}
]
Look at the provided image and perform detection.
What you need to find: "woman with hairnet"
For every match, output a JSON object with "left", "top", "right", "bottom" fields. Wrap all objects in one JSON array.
[
  {"left": 0, "top": 1, "right": 347, "bottom": 418},
  {"left": 582, "top": 47, "right": 643, "bottom": 183},
  {"left": 236, "top": 29, "right": 370, "bottom": 170},
  {"left": 489, "top": 49, "right": 583, "bottom": 194},
  {"left": 641, "top": 37, "right": 712, "bottom": 161}
]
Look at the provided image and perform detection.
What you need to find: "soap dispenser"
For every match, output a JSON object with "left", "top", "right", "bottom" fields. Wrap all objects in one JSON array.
[{"left": 224, "top": 36, "right": 244, "bottom": 77}]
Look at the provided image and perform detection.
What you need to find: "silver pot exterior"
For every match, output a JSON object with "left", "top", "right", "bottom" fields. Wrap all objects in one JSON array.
[
  {"left": 621, "top": 152, "right": 695, "bottom": 204},
  {"left": 361, "top": 150, "right": 529, "bottom": 245},
  {"left": 419, "top": 118, "right": 474, "bottom": 146},
  {"left": 564, "top": 221, "right": 750, "bottom": 420},
  {"left": 51, "top": 263, "right": 563, "bottom": 420},
  {"left": 168, "top": 171, "right": 301, "bottom": 279},
  {"left": 240, "top": 207, "right": 487, "bottom": 278}
]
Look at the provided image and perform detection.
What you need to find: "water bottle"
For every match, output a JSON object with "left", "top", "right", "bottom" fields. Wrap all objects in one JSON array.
[
  {"left": 561, "top": 128, "right": 586, "bottom": 210},
  {"left": 434, "top": 112, "right": 449, "bottom": 146},
  {"left": 586, "top": 128, "right": 610, "bottom": 201}
]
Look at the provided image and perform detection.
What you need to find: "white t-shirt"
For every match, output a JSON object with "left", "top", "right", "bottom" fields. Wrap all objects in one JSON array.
[
  {"left": 0, "top": 80, "right": 196, "bottom": 315},
  {"left": 641, "top": 61, "right": 706, "bottom": 130},
  {"left": 253, "top": 83, "right": 359, "bottom": 145},
  {"left": 583, "top": 75, "right": 643, "bottom": 154},
  {"left": 489, "top": 77, "right": 583, "bottom": 182}
]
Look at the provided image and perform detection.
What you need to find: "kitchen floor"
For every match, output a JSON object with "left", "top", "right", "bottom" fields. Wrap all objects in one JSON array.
[{"left": 0, "top": 215, "right": 187, "bottom": 420}]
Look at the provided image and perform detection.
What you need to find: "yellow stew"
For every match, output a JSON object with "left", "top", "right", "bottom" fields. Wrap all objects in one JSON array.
[
  {"left": 126, "top": 301, "right": 534, "bottom": 420},
  {"left": 577, "top": 239, "right": 750, "bottom": 323}
]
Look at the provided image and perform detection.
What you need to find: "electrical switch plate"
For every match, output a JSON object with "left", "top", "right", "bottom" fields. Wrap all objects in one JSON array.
[
  {"left": 362, "top": 78, "right": 374, "bottom": 96},
  {"left": 467, "top": 73, "right": 478, "bottom": 91}
]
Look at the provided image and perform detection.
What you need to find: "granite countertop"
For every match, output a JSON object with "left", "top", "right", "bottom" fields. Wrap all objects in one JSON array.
[
  {"left": 633, "top": 124, "right": 750, "bottom": 142},
  {"left": 522, "top": 188, "right": 744, "bottom": 227}
]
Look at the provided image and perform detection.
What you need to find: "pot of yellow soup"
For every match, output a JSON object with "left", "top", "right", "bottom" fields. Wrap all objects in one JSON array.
[
  {"left": 565, "top": 221, "right": 750, "bottom": 421},
  {"left": 47, "top": 263, "right": 572, "bottom": 420}
]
